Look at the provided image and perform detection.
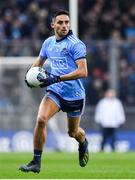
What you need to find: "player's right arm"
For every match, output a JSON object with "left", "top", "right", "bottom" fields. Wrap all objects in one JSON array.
[
  {"left": 31, "top": 56, "right": 45, "bottom": 67},
  {"left": 31, "top": 38, "right": 48, "bottom": 68}
]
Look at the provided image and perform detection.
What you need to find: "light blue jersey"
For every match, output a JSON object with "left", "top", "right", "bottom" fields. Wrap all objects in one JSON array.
[{"left": 39, "top": 30, "right": 86, "bottom": 101}]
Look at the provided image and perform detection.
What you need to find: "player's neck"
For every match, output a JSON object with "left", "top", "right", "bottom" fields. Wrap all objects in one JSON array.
[
  {"left": 55, "top": 30, "right": 73, "bottom": 42},
  {"left": 56, "top": 34, "right": 63, "bottom": 40}
]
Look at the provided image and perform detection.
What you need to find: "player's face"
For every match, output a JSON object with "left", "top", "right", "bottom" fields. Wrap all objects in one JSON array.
[{"left": 52, "top": 15, "right": 70, "bottom": 39}]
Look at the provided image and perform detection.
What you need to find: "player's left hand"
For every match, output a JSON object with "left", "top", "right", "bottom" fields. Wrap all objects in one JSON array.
[{"left": 38, "top": 75, "right": 61, "bottom": 88}]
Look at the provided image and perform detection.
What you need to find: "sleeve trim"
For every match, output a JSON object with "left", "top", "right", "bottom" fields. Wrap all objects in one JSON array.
[
  {"left": 40, "top": 55, "right": 47, "bottom": 61},
  {"left": 75, "top": 56, "right": 86, "bottom": 61}
]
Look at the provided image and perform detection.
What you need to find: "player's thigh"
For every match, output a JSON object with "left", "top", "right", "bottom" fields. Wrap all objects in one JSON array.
[
  {"left": 37, "top": 96, "right": 60, "bottom": 123},
  {"left": 67, "top": 116, "right": 81, "bottom": 132}
]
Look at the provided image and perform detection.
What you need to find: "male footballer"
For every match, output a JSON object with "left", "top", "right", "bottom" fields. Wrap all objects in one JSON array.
[{"left": 19, "top": 10, "right": 89, "bottom": 173}]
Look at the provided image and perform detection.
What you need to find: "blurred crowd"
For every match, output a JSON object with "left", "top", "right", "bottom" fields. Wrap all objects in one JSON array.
[
  {"left": 0, "top": 0, "right": 68, "bottom": 56},
  {"left": 79, "top": 0, "right": 135, "bottom": 41},
  {"left": 0, "top": 0, "right": 135, "bottom": 105}
]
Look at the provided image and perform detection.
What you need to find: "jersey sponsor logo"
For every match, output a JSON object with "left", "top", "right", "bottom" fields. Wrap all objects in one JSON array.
[{"left": 51, "top": 57, "right": 68, "bottom": 69}]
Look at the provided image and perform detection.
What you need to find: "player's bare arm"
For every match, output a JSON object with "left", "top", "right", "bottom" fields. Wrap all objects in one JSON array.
[
  {"left": 60, "top": 58, "right": 88, "bottom": 81},
  {"left": 31, "top": 56, "right": 45, "bottom": 67}
]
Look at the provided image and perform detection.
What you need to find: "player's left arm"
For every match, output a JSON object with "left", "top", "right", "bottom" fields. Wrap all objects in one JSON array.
[
  {"left": 60, "top": 58, "right": 88, "bottom": 81},
  {"left": 39, "top": 58, "right": 87, "bottom": 88},
  {"left": 60, "top": 41, "right": 88, "bottom": 81}
]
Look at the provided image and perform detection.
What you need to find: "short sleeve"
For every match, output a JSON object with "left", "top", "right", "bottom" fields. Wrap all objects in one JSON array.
[
  {"left": 72, "top": 42, "right": 86, "bottom": 61},
  {"left": 39, "top": 41, "right": 47, "bottom": 60}
]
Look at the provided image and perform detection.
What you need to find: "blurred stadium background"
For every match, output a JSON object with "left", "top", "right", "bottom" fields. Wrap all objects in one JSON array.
[{"left": 0, "top": 0, "right": 135, "bottom": 153}]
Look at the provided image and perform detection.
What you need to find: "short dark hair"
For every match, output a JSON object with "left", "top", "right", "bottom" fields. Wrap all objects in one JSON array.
[{"left": 53, "top": 10, "right": 69, "bottom": 18}]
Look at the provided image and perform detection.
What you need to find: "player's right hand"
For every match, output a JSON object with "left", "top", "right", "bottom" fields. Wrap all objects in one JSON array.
[
  {"left": 24, "top": 77, "right": 34, "bottom": 88},
  {"left": 24, "top": 67, "right": 35, "bottom": 88}
]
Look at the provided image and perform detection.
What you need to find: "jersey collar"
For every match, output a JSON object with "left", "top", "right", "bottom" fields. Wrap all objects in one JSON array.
[{"left": 56, "top": 30, "right": 73, "bottom": 42}]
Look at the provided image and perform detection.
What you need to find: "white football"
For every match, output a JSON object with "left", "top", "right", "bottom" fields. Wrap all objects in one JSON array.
[{"left": 26, "top": 67, "right": 46, "bottom": 87}]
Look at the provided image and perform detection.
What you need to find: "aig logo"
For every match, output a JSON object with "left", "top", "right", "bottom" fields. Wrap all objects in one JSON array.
[{"left": 51, "top": 57, "right": 68, "bottom": 69}]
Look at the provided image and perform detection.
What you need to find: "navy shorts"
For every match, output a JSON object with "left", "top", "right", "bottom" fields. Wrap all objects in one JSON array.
[{"left": 46, "top": 90, "right": 85, "bottom": 117}]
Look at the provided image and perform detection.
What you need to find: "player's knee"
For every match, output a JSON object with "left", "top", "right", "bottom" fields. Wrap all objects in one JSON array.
[
  {"left": 68, "top": 130, "right": 77, "bottom": 138},
  {"left": 37, "top": 115, "right": 48, "bottom": 128}
]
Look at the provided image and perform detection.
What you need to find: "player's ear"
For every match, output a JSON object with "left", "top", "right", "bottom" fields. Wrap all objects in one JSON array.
[
  {"left": 51, "top": 18, "right": 55, "bottom": 29},
  {"left": 51, "top": 22, "right": 54, "bottom": 29}
]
